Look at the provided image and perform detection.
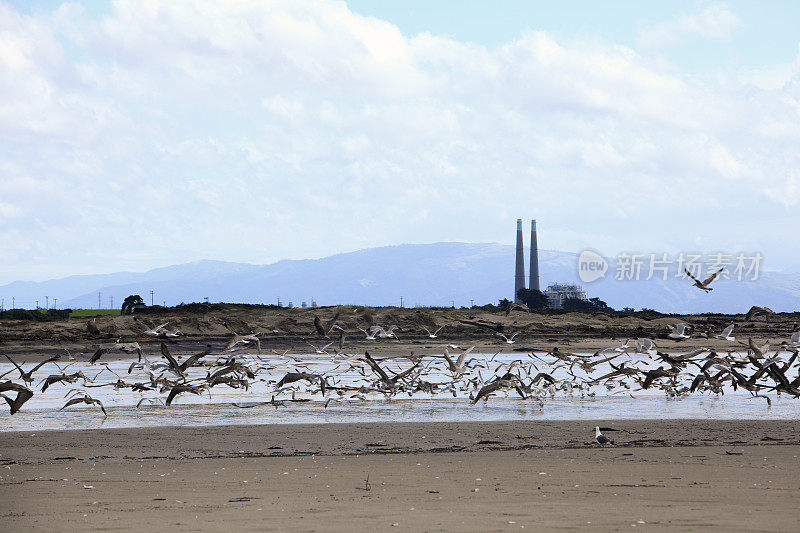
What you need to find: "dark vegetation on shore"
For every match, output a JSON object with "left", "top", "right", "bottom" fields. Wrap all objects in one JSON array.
[
  {"left": 2, "top": 298, "right": 798, "bottom": 323},
  {"left": 0, "top": 308, "right": 71, "bottom": 321}
]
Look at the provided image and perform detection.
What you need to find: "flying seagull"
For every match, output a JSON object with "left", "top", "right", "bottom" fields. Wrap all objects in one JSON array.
[
  {"left": 496, "top": 331, "right": 521, "bottom": 344},
  {"left": 60, "top": 394, "right": 107, "bottom": 417},
  {"left": 160, "top": 343, "right": 212, "bottom": 377},
  {"left": 40, "top": 371, "right": 86, "bottom": 392},
  {"left": 4, "top": 353, "right": 60, "bottom": 384},
  {"left": 745, "top": 306, "right": 775, "bottom": 322},
  {"left": 422, "top": 326, "right": 445, "bottom": 339},
  {"left": 442, "top": 345, "right": 476, "bottom": 374},
  {"left": 86, "top": 319, "right": 101, "bottom": 336},
  {"left": 225, "top": 333, "right": 261, "bottom": 353},
  {"left": 785, "top": 330, "right": 800, "bottom": 349},
  {"left": 715, "top": 323, "right": 735, "bottom": 342},
  {"left": 91, "top": 341, "right": 143, "bottom": 363},
  {"left": 162, "top": 328, "right": 182, "bottom": 339},
  {"left": 685, "top": 268, "right": 723, "bottom": 292},
  {"left": 0, "top": 381, "right": 34, "bottom": 414},
  {"left": 306, "top": 341, "right": 334, "bottom": 355},
  {"left": 143, "top": 321, "right": 170, "bottom": 336},
  {"left": 165, "top": 383, "right": 206, "bottom": 406},
  {"left": 371, "top": 325, "right": 400, "bottom": 339},
  {"left": 357, "top": 327, "right": 379, "bottom": 340},
  {"left": 313, "top": 309, "right": 341, "bottom": 337},
  {"left": 470, "top": 379, "right": 519, "bottom": 404},
  {"left": 667, "top": 323, "right": 691, "bottom": 340},
  {"left": 634, "top": 338, "right": 657, "bottom": 355},
  {"left": 595, "top": 426, "right": 614, "bottom": 445},
  {"left": 505, "top": 302, "right": 529, "bottom": 316}
]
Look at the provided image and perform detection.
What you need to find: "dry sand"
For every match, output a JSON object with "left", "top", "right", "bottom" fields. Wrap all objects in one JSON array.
[{"left": 3, "top": 421, "right": 800, "bottom": 531}]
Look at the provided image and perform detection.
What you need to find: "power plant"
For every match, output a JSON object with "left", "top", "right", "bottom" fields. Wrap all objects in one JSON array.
[
  {"left": 514, "top": 219, "right": 526, "bottom": 303},
  {"left": 529, "top": 219, "right": 540, "bottom": 292},
  {"left": 513, "top": 218, "right": 539, "bottom": 303},
  {"left": 514, "top": 219, "right": 589, "bottom": 308}
]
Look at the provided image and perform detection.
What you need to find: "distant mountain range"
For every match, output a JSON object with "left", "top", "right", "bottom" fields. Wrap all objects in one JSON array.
[{"left": 0, "top": 243, "right": 798, "bottom": 314}]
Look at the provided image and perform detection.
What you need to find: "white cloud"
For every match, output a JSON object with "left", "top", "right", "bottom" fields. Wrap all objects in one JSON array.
[
  {"left": 638, "top": 4, "right": 742, "bottom": 49},
  {"left": 0, "top": 0, "right": 798, "bottom": 283}
]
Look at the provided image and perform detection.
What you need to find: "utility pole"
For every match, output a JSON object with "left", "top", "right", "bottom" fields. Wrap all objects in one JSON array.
[
  {"left": 12, "top": 297, "right": 15, "bottom": 309},
  {"left": 45, "top": 296, "right": 49, "bottom": 309},
  {"left": 98, "top": 292, "right": 102, "bottom": 309},
  {"left": 109, "top": 296, "right": 113, "bottom": 309},
  {"left": 36, "top": 300, "right": 39, "bottom": 310},
  {"left": 451, "top": 300, "right": 455, "bottom": 309},
  {"left": 150, "top": 290, "right": 154, "bottom": 306},
  {"left": 400, "top": 296, "right": 404, "bottom": 308},
  {"left": 470, "top": 299, "right": 474, "bottom": 308},
  {"left": 54, "top": 299, "right": 57, "bottom": 309}
]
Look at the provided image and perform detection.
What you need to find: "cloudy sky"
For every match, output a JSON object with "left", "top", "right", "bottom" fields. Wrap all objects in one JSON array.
[{"left": 1, "top": 0, "right": 799, "bottom": 284}]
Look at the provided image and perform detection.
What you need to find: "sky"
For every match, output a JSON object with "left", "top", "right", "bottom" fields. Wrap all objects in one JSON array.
[{"left": 1, "top": 0, "right": 799, "bottom": 284}]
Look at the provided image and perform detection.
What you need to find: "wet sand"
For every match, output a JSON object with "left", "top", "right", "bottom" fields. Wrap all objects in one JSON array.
[{"left": 3, "top": 421, "right": 800, "bottom": 531}]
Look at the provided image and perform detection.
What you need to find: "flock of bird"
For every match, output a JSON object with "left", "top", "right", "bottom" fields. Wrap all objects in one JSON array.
[{"left": 2, "top": 305, "right": 800, "bottom": 420}]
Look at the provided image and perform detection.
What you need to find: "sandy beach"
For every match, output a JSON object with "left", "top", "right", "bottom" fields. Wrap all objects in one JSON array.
[
  {"left": 3, "top": 307, "right": 800, "bottom": 530},
  {"left": 3, "top": 420, "right": 800, "bottom": 531}
]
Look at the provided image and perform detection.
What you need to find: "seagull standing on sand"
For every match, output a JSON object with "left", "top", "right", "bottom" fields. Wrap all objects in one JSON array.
[{"left": 595, "top": 427, "right": 614, "bottom": 445}]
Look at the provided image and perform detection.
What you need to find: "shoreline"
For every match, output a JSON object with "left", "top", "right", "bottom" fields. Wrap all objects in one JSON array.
[{"left": 4, "top": 420, "right": 800, "bottom": 460}]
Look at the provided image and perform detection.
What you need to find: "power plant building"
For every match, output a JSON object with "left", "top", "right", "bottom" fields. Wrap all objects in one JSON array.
[
  {"left": 513, "top": 218, "right": 540, "bottom": 303},
  {"left": 543, "top": 283, "right": 587, "bottom": 309}
]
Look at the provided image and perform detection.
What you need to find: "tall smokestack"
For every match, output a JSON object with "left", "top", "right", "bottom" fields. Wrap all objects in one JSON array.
[
  {"left": 514, "top": 219, "right": 525, "bottom": 303},
  {"left": 529, "top": 219, "right": 540, "bottom": 292}
]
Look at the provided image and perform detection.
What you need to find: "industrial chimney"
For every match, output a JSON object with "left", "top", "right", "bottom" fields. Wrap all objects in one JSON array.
[
  {"left": 514, "top": 219, "right": 525, "bottom": 303},
  {"left": 529, "top": 219, "right": 540, "bottom": 292}
]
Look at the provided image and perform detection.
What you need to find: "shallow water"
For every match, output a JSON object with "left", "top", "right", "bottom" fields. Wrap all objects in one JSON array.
[{"left": 2, "top": 351, "right": 797, "bottom": 432}]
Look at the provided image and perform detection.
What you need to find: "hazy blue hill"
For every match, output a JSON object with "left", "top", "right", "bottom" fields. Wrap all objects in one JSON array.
[{"left": 1, "top": 243, "right": 798, "bottom": 313}]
